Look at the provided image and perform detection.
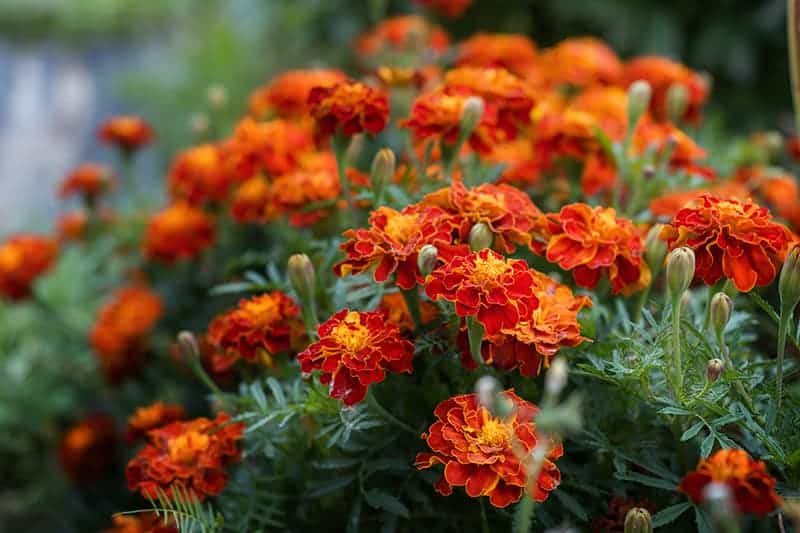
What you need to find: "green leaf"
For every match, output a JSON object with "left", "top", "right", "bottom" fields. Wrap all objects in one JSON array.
[
  {"left": 658, "top": 406, "right": 692, "bottom": 415},
  {"left": 694, "top": 507, "right": 714, "bottom": 533},
  {"left": 680, "top": 421, "right": 704, "bottom": 442},
  {"left": 265, "top": 377, "right": 286, "bottom": 406},
  {"left": 304, "top": 475, "right": 356, "bottom": 498},
  {"left": 553, "top": 489, "right": 588, "bottom": 521},
  {"left": 614, "top": 471, "right": 677, "bottom": 491},
  {"left": 700, "top": 433, "right": 715, "bottom": 457},
  {"left": 313, "top": 457, "right": 362, "bottom": 470},
  {"left": 363, "top": 490, "right": 410, "bottom": 519},
  {"left": 652, "top": 502, "right": 691, "bottom": 528}
]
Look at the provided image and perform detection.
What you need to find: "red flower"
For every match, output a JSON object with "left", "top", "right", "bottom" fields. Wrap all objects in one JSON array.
[
  {"left": 143, "top": 203, "right": 215, "bottom": 264},
  {"left": 649, "top": 183, "right": 749, "bottom": 219},
  {"left": 127, "top": 402, "right": 186, "bottom": 443},
  {"left": 248, "top": 68, "right": 347, "bottom": 119},
  {"left": 168, "top": 144, "right": 231, "bottom": 205},
  {"left": 98, "top": 115, "right": 154, "bottom": 153},
  {"left": 0, "top": 234, "right": 58, "bottom": 300},
  {"left": 415, "top": 390, "right": 563, "bottom": 508},
  {"left": 356, "top": 15, "right": 450, "bottom": 61},
  {"left": 297, "top": 309, "right": 415, "bottom": 406},
  {"left": 308, "top": 81, "right": 390, "bottom": 140},
  {"left": 538, "top": 37, "right": 623, "bottom": 88},
  {"left": 624, "top": 56, "right": 709, "bottom": 123},
  {"left": 229, "top": 177, "right": 276, "bottom": 224},
  {"left": 222, "top": 117, "right": 314, "bottom": 181},
  {"left": 59, "top": 163, "right": 115, "bottom": 201},
  {"left": 415, "top": 0, "right": 473, "bottom": 18},
  {"left": 126, "top": 413, "right": 244, "bottom": 501},
  {"left": 678, "top": 449, "right": 782, "bottom": 515},
  {"left": 660, "top": 195, "right": 791, "bottom": 292},
  {"left": 456, "top": 33, "right": 538, "bottom": 79},
  {"left": 59, "top": 414, "right": 117, "bottom": 483},
  {"left": 425, "top": 248, "right": 538, "bottom": 335}
]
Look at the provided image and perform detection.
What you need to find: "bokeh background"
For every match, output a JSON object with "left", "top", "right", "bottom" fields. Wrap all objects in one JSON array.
[{"left": 0, "top": 0, "right": 792, "bottom": 235}]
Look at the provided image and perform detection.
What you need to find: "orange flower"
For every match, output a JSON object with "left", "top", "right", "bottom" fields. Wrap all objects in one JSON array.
[
  {"left": 269, "top": 151, "right": 343, "bottom": 227},
  {"left": 649, "top": 182, "right": 749, "bottom": 219},
  {"left": 0, "top": 234, "right": 58, "bottom": 300},
  {"left": 538, "top": 37, "right": 623, "bottom": 89},
  {"left": 297, "top": 309, "right": 415, "bottom": 405},
  {"left": 633, "top": 119, "right": 713, "bottom": 180},
  {"left": 534, "top": 203, "right": 650, "bottom": 295},
  {"left": 425, "top": 248, "right": 538, "bottom": 335},
  {"left": 308, "top": 81, "right": 390, "bottom": 139},
  {"left": 57, "top": 208, "right": 116, "bottom": 242},
  {"left": 334, "top": 205, "right": 456, "bottom": 289},
  {"left": 103, "top": 513, "right": 177, "bottom": 533},
  {"left": 456, "top": 33, "right": 538, "bottom": 79},
  {"left": 90, "top": 284, "right": 163, "bottom": 383},
  {"left": 229, "top": 177, "right": 276, "bottom": 223},
  {"left": 489, "top": 139, "right": 541, "bottom": 186},
  {"left": 624, "top": 56, "right": 709, "bottom": 123},
  {"left": 126, "top": 413, "right": 245, "bottom": 501},
  {"left": 168, "top": 144, "right": 231, "bottom": 205},
  {"left": 143, "top": 203, "right": 215, "bottom": 263},
  {"left": 222, "top": 117, "right": 314, "bottom": 181},
  {"left": 59, "top": 163, "right": 114, "bottom": 200},
  {"left": 678, "top": 449, "right": 782, "bottom": 515},
  {"left": 355, "top": 15, "right": 450, "bottom": 61},
  {"left": 98, "top": 115, "right": 154, "bottom": 153},
  {"left": 127, "top": 402, "right": 186, "bottom": 443},
  {"left": 207, "top": 291, "right": 303, "bottom": 372},
  {"left": 378, "top": 292, "right": 439, "bottom": 334},
  {"left": 59, "top": 414, "right": 117, "bottom": 483},
  {"left": 760, "top": 175, "right": 800, "bottom": 230},
  {"left": 415, "top": 390, "right": 563, "bottom": 508},
  {"left": 248, "top": 69, "right": 347, "bottom": 119},
  {"left": 660, "top": 195, "right": 791, "bottom": 292},
  {"left": 415, "top": 0, "right": 473, "bottom": 18}
]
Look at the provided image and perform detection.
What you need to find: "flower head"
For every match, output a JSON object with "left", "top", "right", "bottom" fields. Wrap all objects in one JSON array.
[
  {"left": 98, "top": 115, "right": 154, "bottom": 153},
  {"left": 229, "top": 177, "right": 276, "bottom": 223},
  {"left": 127, "top": 402, "right": 186, "bottom": 443},
  {"left": 143, "top": 203, "right": 215, "bottom": 263},
  {"left": 624, "top": 56, "right": 709, "bottom": 123},
  {"left": 0, "top": 234, "right": 58, "bottom": 300},
  {"left": 378, "top": 292, "right": 440, "bottom": 334},
  {"left": 248, "top": 69, "right": 347, "bottom": 119},
  {"left": 59, "top": 414, "right": 117, "bottom": 483},
  {"left": 269, "top": 151, "right": 343, "bottom": 227},
  {"left": 678, "top": 449, "right": 782, "bottom": 515},
  {"left": 649, "top": 183, "right": 749, "bottom": 219},
  {"left": 415, "top": 390, "right": 563, "bottom": 508},
  {"left": 415, "top": 0, "right": 473, "bottom": 17},
  {"left": 356, "top": 15, "right": 450, "bottom": 62},
  {"left": 222, "top": 117, "right": 314, "bottom": 181},
  {"left": 168, "top": 144, "right": 231, "bottom": 205},
  {"left": 59, "top": 163, "right": 115, "bottom": 201},
  {"left": 297, "top": 309, "right": 415, "bottom": 405},
  {"left": 456, "top": 33, "right": 538, "bottom": 78},
  {"left": 538, "top": 37, "right": 623, "bottom": 89},
  {"left": 308, "top": 81, "right": 390, "bottom": 140},
  {"left": 103, "top": 513, "right": 177, "bottom": 533},
  {"left": 660, "top": 195, "right": 791, "bottom": 292},
  {"left": 126, "top": 413, "right": 244, "bottom": 501}
]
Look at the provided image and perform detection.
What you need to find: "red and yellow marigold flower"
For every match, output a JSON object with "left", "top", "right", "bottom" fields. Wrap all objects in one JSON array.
[
  {"left": 126, "top": 413, "right": 245, "bottom": 501},
  {"left": 308, "top": 81, "right": 390, "bottom": 140},
  {"left": 624, "top": 56, "right": 709, "bottom": 123},
  {"left": 59, "top": 163, "right": 114, "bottom": 200},
  {"left": 97, "top": 115, "right": 154, "bottom": 153},
  {"left": 533, "top": 203, "right": 651, "bottom": 295},
  {"left": 167, "top": 144, "right": 231, "bottom": 205},
  {"left": 456, "top": 33, "right": 538, "bottom": 79},
  {"left": 269, "top": 151, "right": 342, "bottom": 227},
  {"left": 229, "top": 177, "right": 276, "bottom": 224},
  {"left": 425, "top": 248, "right": 538, "bottom": 335},
  {"left": 355, "top": 15, "right": 450, "bottom": 61},
  {"left": 334, "top": 205, "right": 456, "bottom": 289},
  {"left": 649, "top": 182, "right": 749, "bottom": 219},
  {"left": 143, "top": 202, "right": 215, "bottom": 263},
  {"left": 59, "top": 414, "right": 117, "bottom": 483},
  {"left": 537, "top": 37, "right": 623, "bottom": 89},
  {"left": 207, "top": 291, "right": 303, "bottom": 372},
  {"left": 297, "top": 309, "right": 415, "bottom": 406},
  {"left": 678, "top": 449, "right": 782, "bottom": 515},
  {"left": 415, "top": 390, "right": 563, "bottom": 508},
  {"left": 127, "top": 402, "right": 186, "bottom": 443},
  {"left": 378, "top": 292, "right": 440, "bottom": 334},
  {"left": 0, "top": 234, "right": 58, "bottom": 300},
  {"left": 222, "top": 117, "right": 314, "bottom": 181},
  {"left": 489, "top": 139, "right": 540, "bottom": 186},
  {"left": 103, "top": 513, "right": 177, "bottom": 533},
  {"left": 415, "top": 0, "right": 473, "bottom": 17},
  {"left": 660, "top": 195, "right": 791, "bottom": 292},
  {"left": 248, "top": 68, "right": 347, "bottom": 119}
]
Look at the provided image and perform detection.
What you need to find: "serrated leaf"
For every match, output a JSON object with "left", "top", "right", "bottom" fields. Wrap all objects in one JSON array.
[
  {"left": 652, "top": 502, "right": 691, "bottom": 528},
  {"left": 680, "top": 421, "right": 704, "bottom": 442},
  {"left": 364, "top": 490, "right": 410, "bottom": 519},
  {"left": 265, "top": 377, "right": 286, "bottom": 406},
  {"left": 304, "top": 475, "right": 356, "bottom": 498},
  {"left": 700, "top": 433, "right": 715, "bottom": 457}
]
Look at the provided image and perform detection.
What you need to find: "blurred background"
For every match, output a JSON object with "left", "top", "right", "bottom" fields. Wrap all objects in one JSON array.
[{"left": 0, "top": 0, "right": 791, "bottom": 234}]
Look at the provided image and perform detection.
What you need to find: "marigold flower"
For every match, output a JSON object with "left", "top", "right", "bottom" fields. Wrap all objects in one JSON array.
[
  {"left": 456, "top": 33, "right": 538, "bottom": 79},
  {"left": 355, "top": 15, "right": 450, "bottom": 61},
  {"left": 624, "top": 56, "right": 709, "bottom": 123},
  {"left": 57, "top": 208, "right": 116, "bottom": 242},
  {"left": 248, "top": 69, "right": 347, "bottom": 119},
  {"left": 660, "top": 195, "right": 791, "bottom": 292},
  {"left": 334, "top": 205, "right": 456, "bottom": 289},
  {"left": 90, "top": 284, "right": 163, "bottom": 383},
  {"left": 415, "top": 0, "right": 473, "bottom": 17},
  {"left": 678, "top": 449, "right": 782, "bottom": 515},
  {"left": 103, "top": 513, "right": 177, "bottom": 533},
  {"left": 207, "top": 291, "right": 303, "bottom": 372},
  {"left": 126, "top": 413, "right": 245, "bottom": 501},
  {"left": 538, "top": 37, "right": 623, "bottom": 89},
  {"left": 143, "top": 203, "right": 215, "bottom": 263},
  {"left": 297, "top": 309, "right": 415, "bottom": 406},
  {"left": 59, "top": 414, "right": 117, "bottom": 483},
  {"left": 127, "top": 402, "right": 186, "bottom": 443},
  {"left": 489, "top": 139, "right": 540, "bottom": 185},
  {"left": 308, "top": 81, "right": 390, "bottom": 140},
  {"left": 378, "top": 292, "right": 439, "bottom": 334},
  {"left": 425, "top": 248, "right": 538, "bottom": 335},
  {"left": 167, "top": 144, "right": 231, "bottom": 205},
  {"left": 222, "top": 117, "right": 314, "bottom": 181},
  {"left": 415, "top": 390, "right": 563, "bottom": 508},
  {"left": 533, "top": 203, "right": 650, "bottom": 295},
  {"left": 648, "top": 182, "right": 749, "bottom": 219},
  {"left": 98, "top": 115, "right": 154, "bottom": 153},
  {"left": 269, "top": 152, "right": 344, "bottom": 227},
  {"left": 229, "top": 177, "right": 276, "bottom": 223},
  {"left": 0, "top": 234, "right": 58, "bottom": 300},
  {"left": 59, "top": 163, "right": 115, "bottom": 200}
]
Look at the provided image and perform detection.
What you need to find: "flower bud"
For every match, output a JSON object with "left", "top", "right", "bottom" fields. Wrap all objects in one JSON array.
[
  {"left": 709, "top": 292, "right": 732, "bottom": 335},
  {"left": 642, "top": 165, "right": 656, "bottom": 179},
  {"left": 475, "top": 375, "right": 500, "bottom": 409},
  {"left": 207, "top": 84, "right": 227, "bottom": 109},
  {"left": 706, "top": 358, "right": 724, "bottom": 382},
  {"left": 417, "top": 244, "right": 439, "bottom": 277},
  {"left": 644, "top": 224, "right": 667, "bottom": 275},
  {"left": 666, "top": 247, "right": 695, "bottom": 302},
  {"left": 545, "top": 357, "right": 568, "bottom": 397},
  {"left": 460, "top": 96, "right": 485, "bottom": 135},
  {"left": 624, "top": 507, "right": 653, "bottom": 533},
  {"left": 370, "top": 148, "right": 396, "bottom": 196},
  {"left": 177, "top": 331, "right": 199, "bottom": 361},
  {"left": 189, "top": 113, "right": 209, "bottom": 135},
  {"left": 468, "top": 222, "right": 494, "bottom": 251},
  {"left": 627, "top": 80, "right": 652, "bottom": 124},
  {"left": 680, "top": 290, "right": 691, "bottom": 313},
  {"left": 491, "top": 392, "right": 515, "bottom": 420},
  {"left": 703, "top": 481, "right": 737, "bottom": 525},
  {"left": 288, "top": 254, "right": 316, "bottom": 299},
  {"left": 666, "top": 83, "right": 689, "bottom": 122},
  {"left": 779, "top": 244, "right": 800, "bottom": 313}
]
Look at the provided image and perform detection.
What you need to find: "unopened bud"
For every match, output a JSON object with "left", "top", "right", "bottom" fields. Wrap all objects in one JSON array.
[
  {"left": 703, "top": 481, "right": 738, "bottom": 527},
  {"left": 545, "top": 357, "right": 568, "bottom": 397},
  {"left": 207, "top": 84, "right": 227, "bottom": 109},
  {"left": 666, "top": 83, "right": 689, "bottom": 122},
  {"left": 709, "top": 292, "right": 732, "bottom": 335},
  {"left": 417, "top": 244, "right": 438, "bottom": 277},
  {"left": 475, "top": 375, "right": 500, "bottom": 408},
  {"left": 460, "top": 96, "right": 484, "bottom": 135},
  {"left": 627, "top": 80, "right": 652, "bottom": 124},
  {"left": 189, "top": 113, "right": 209, "bottom": 135},
  {"left": 177, "top": 331, "right": 199, "bottom": 360},
  {"left": 706, "top": 358, "right": 724, "bottom": 382},
  {"left": 779, "top": 244, "right": 800, "bottom": 313},
  {"left": 491, "top": 392, "right": 515, "bottom": 420},
  {"left": 666, "top": 247, "right": 695, "bottom": 302},
  {"left": 624, "top": 507, "right": 653, "bottom": 533},
  {"left": 370, "top": 148, "right": 395, "bottom": 193},
  {"left": 468, "top": 223, "right": 494, "bottom": 251},
  {"left": 288, "top": 254, "right": 316, "bottom": 299},
  {"left": 680, "top": 290, "right": 691, "bottom": 313},
  {"left": 644, "top": 224, "right": 667, "bottom": 275}
]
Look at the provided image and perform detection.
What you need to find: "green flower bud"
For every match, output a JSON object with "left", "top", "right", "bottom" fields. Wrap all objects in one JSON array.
[
  {"left": 627, "top": 80, "right": 652, "bottom": 125},
  {"left": 545, "top": 357, "right": 568, "bottom": 397},
  {"left": 709, "top": 292, "right": 733, "bottom": 336},
  {"left": 207, "top": 84, "right": 227, "bottom": 109},
  {"left": 370, "top": 148, "right": 395, "bottom": 194},
  {"left": 288, "top": 253, "right": 316, "bottom": 299},
  {"left": 460, "top": 96, "right": 485, "bottom": 136},
  {"left": 417, "top": 244, "right": 439, "bottom": 277},
  {"left": 666, "top": 247, "right": 695, "bottom": 302},
  {"left": 644, "top": 224, "right": 667, "bottom": 275},
  {"left": 624, "top": 507, "right": 653, "bottom": 533},
  {"left": 707, "top": 358, "right": 724, "bottom": 382},
  {"left": 666, "top": 83, "right": 689, "bottom": 123},
  {"left": 475, "top": 375, "right": 500, "bottom": 409},
  {"left": 177, "top": 330, "right": 199, "bottom": 361},
  {"left": 468, "top": 222, "right": 494, "bottom": 251},
  {"left": 779, "top": 245, "right": 800, "bottom": 313}
]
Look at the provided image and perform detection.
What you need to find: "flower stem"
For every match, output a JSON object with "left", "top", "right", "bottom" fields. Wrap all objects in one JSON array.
[
  {"left": 721, "top": 346, "right": 767, "bottom": 427},
  {"left": 634, "top": 282, "right": 652, "bottom": 322},
  {"left": 400, "top": 287, "right": 422, "bottom": 331},
  {"left": 332, "top": 134, "right": 355, "bottom": 226},
  {"left": 512, "top": 493, "right": 535, "bottom": 533},
  {"left": 366, "top": 391, "right": 416, "bottom": 435},
  {"left": 466, "top": 316, "right": 484, "bottom": 366},
  {"left": 776, "top": 304, "right": 791, "bottom": 410},
  {"left": 671, "top": 298, "right": 683, "bottom": 396}
]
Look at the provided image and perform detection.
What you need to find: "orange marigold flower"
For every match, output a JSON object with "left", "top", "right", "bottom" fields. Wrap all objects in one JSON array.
[
  {"left": 297, "top": 309, "right": 415, "bottom": 406},
  {"left": 624, "top": 56, "right": 709, "bottom": 123},
  {"left": 456, "top": 33, "right": 538, "bottom": 79},
  {"left": 633, "top": 119, "right": 713, "bottom": 179},
  {"left": 415, "top": 0, "right": 473, "bottom": 18},
  {"left": 207, "top": 291, "right": 303, "bottom": 372},
  {"left": 248, "top": 68, "right": 347, "bottom": 119},
  {"left": 98, "top": 115, "right": 154, "bottom": 153},
  {"left": 126, "top": 413, "right": 245, "bottom": 501},
  {"left": 534, "top": 203, "right": 650, "bottom": 295},
  {"left": 334, "top": 205, "right": 456, "bottom": 289},
  {"left": 678, "top": 449, "right": 782, "bottom": 515},
  {"left": 222, "top": 117, "right": 314, "bottom": 181},
  {"left": 127, "top": 402, "right": 186, "bottom": 443},
  {"left": 660, "top": 195, "right": 791, "bottom": 292},
  {"left": 90, "top": 284, "right": 163, "bottom": 383},
  {"left": 143, "top": 203, "right": 215, "bottom": 263},
  {"left": 425, "top": 248, "right": 538, "bottom": 335},
  {"left": 103, "top": 513, "right": 177, "bottom": 533},
  {"left": 168, "top": 144, "right": 231, "bottom": 205},
  {"left": 378, "top": 292, "right": 439, "bottom": 334},
  {"left": 414, "top": 390, "right": 563, "bottom": 508},
  {"left": 538, "top": 37, "right": 623, "bottom": 89},
  {"left": 59, "top": 163, "right": 115, "bottom": 200},
  {"left": 59, "top": 414, "right": 117, "bottom": 483},
  {"left": 489, "top": 139, "right": 540, "bottom": 186},
  {"left": 759, "top": 174, "right": 800, "bottom": 230},
  {"left": 355, "top": 15, "right": 450, "bottom": 61},
  {"left": 269, "top": 151, "right": 343, "bottom": 227},
  {"left": 0, "top": 234, "right": 58, "bottom": 300},
  {"left": 57, "top": 208, "right": 116, "bottom": 242},
  {"left": 308, "top": 81, "right": 390, "bottom": 139},
  {"left": 649, "top": 182, "right": 749, "bottom": 219},
  {"left": 229, "top": 177, "right": 276, "bottom": 224}
]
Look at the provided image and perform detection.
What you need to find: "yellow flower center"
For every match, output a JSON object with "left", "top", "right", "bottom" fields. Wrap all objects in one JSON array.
[
  {"left": 168, "top": 431, "right": 210, "bottom": 465},
  {"left": 0, "top": 244, "right": 23, "bottom": 272},
  {"left": 475, "top": 413, "right": 512, "bottom": 448},
  {"left": 470, "top": 253, "right": 510, "bottom": 286},
  {"left": 243, "top": 295, "right": 281, "bottom": 327},
  {"left": 330, "top": 311, "right": 371, "bottom": 353},
  {"left": 383, "top": 212, "right": 418, "bottom": 244}
]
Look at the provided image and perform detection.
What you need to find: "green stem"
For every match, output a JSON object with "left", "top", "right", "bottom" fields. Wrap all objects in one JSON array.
[
  {"left": 332, "top": 134, "right": 355, "bottom": 225},
  {"left": 512, "top": 495, "right": 535, "bottom": 533},
  {"left": 466, "top": 316, "right": 485, "bottom": 366},
  {"left": 400, "top": 287, "right": 422, "bottom": 331},
  {"left": 634, "top": 282, "right": 652, "bottom": 322},
  {"left": 189, "top": 355, "right": 223, "bottom": 397},
  {"left": 777, "top": 305, "right": 791, "bottom": 411},
  {"left": 366, "top": 391, "right": 416, "bottom": 435},
  {"left": 480, "top": 497, "right": 490, "bottom": 533},
  {"left": 671, "top": 298, "right": 684, "bottom": 396},
  {"left": 721, "top": 347, "right": 767, "bottom": 427}
]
